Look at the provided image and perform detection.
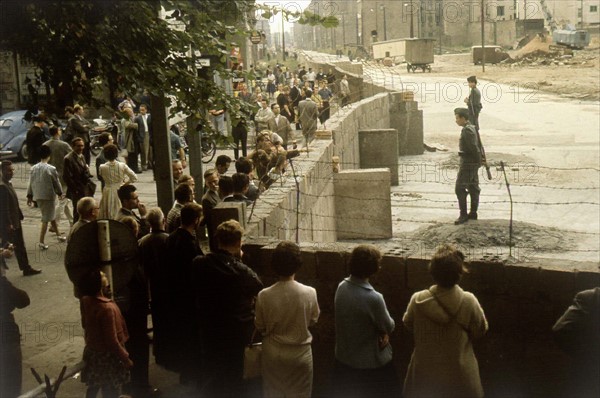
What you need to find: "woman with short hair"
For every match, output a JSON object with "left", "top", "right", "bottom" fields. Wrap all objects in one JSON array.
[
  {"left": 98, "top": 144, "right": 137, "bottom": 220},
  {"left": 255, "top": 241, "right": 320, "bottom": 398},
  {"left": 333, "top": 244, "right": 399, "bottom": 397},
  {"left": 403, "top": 244, "right": 488, "bottom": 398}
]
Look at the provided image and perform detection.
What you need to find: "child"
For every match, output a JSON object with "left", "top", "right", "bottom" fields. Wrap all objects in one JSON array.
[{"left": 79, "top": 269, "right": 132, "bottom": 398}]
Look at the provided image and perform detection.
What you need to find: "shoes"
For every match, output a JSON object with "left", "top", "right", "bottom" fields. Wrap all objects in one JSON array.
[
  {"left": 454, "top": 215, "right": 469, "bottom": 225},
  {"left": 23, "top": 267, "right": 42, "bottom": 276},
  {"left": 38, "top": 242, "right": 49, "bottom": 250},
  {"left": 135, "top": 169, "right": 143, "bottom": 174},
  {"left": 57, "top": 235, "right": 67, "bottom": 242},
  {"left": 468, "top": 212, "right": 478, "bottom": 220}
]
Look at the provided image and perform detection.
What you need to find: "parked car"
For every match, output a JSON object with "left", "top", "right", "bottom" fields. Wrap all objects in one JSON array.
[{"left": 0, "top": 110, "right": 30, "bottom": 160}]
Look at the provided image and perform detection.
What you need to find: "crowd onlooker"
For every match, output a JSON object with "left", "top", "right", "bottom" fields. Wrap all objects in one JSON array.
[
  {"left": 403, "top": 244, "right": 488, "bottom": 398},
  {"left": 333, "top": 244, "right": 399, "bottom": 397},
  {"left": 98, "top": 144, "right": 137, "bottom": 220},
  {"left": 78, "top": 269, "right": 132, "bottom": 398},
  {"left": 27, "top": 144, "right": 66, "bottom": 249},
  {"left": 255, "top": 241, "right": 320, "bottom": 397}
]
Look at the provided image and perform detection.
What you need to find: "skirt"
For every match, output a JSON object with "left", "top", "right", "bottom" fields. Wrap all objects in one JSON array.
[
  {"left": 81, "top": 346, "right": 130, "bottom": 388},
  {"left": 262, "top": 339, "right": 313, "bottom": 398},
  {"left": 37, "top": 199, "right": 57, "bottom": 223}
]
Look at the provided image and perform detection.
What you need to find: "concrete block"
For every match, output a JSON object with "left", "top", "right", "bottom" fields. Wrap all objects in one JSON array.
[
  {"left": 297, "top": 247, "right": 317, "bottom": 279},
  {"left": 405, "top": 257, "right": 433, "bottom": 290},
  {"left": 390, "top": 112, "right": 409, "bottom": 156},
  {"left": 358, "top": 129, "right": 399, "bottom": 185},
  {"left": 212, "top": 201, "right": 246, "bottom": 234},
  {"left": 463, "top": 260, "right": 507, "bottom": 296},
  {"left": 334, "top": 169, "right": 392, "bottom": 239},
  {"left": 316, "top": 249, "right": 348, "bottom": 283},
  {"left": 574, "top": 270, "right": 600, "bottom": 292},
  {"left": 406, "top": 109, "right": 424, "bottom": 155},
  {"left": 315, "top": 129, "right": 333, "bottom": 139}
]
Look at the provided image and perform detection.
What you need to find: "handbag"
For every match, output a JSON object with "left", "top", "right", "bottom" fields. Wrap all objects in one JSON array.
[{"left": 243, "top": 329, "right": 262, "bottom": 380}]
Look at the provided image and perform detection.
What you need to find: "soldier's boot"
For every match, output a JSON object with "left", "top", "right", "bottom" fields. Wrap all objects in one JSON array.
[
  {"left": 468, "top": 192, "right": 480, "bottom": 220},
  {"left": 455, "top": 197, "right": 469, "bottom": 225}
]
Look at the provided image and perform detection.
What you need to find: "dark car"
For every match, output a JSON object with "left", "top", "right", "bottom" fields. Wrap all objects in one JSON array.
[{"left": 0, "top": 110, "right": 31, "bottom": 160}]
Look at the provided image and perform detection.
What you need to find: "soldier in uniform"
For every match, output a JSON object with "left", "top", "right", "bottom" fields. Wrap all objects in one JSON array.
[
  {"left": 464, "top": 76, "right": 483, "bottom": 133},
  {"left": 454, "top": 108, "right": 482, "bottom": 225}
]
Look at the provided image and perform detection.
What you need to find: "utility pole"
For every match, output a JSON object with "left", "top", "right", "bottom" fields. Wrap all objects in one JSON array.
[
  {"left": 382, "top": 5, "right": 387, "bottom": 41},
  {"left": 410, "top": 0, "right": 415, "bottom": 38},
  {"left": 342, "top": 13, "right": 346, "bottom": 46},
  {"left": 481, "top": 0, "right": 485, "bottom": 72},
  {"left": 281, "top": 14, "right": 286, "bottom": 61}
]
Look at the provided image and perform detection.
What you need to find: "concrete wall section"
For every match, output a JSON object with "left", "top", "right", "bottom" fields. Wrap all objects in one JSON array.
[
  {"left": 358, "top": 129, "right": 399, "bottom": 185},
  {"left": 242, "top": 240, "right": 600, "bottom": 398},
  {"left": 334, "top": 169, "right": 392, "bottom": 239}
]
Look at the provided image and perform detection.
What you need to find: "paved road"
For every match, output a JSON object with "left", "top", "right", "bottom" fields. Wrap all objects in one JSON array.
[{"left": 305, "top": 50, "right": 600, "bottom": 262}]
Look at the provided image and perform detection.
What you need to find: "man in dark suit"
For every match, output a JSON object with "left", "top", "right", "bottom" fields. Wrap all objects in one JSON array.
[
  {"left": 63, "top": 138, "right": 96, "bottom": 223},
  {"left": 164, "top": 203, "right": 204, "bottom": 383},
  {"left": 297, "top": 89, "right": 319, "bottom": 144},
  {"left": 70, "top": 105, "right": 91, "bottom": 165},
  {"left": 116, "top": 184, "right": 149, "bottom": 238},
  {"left": 135, "top": 104, "right": 151, "bottom": 171},
  {"left": 0, "top": 161, "right": 41, "bottom": 276}
]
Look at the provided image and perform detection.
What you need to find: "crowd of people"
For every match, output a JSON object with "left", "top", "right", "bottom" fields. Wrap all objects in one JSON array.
[
  {"left": 1, "top": 73, "right": 597, "bottom": 398},
  {"left": 227, "top": 63, "right": 351, "bottom": 155}
]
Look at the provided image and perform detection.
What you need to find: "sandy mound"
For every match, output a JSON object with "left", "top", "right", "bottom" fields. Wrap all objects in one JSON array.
[
  {"left": 409, "top": 219, "right": 579, "bottom": 253},
  {"left": 513, "top": 35, "right": 552, "bottom": 59}
]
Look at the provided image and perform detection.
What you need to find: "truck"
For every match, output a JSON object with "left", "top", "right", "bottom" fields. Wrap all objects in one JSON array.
[
  {"left": 372, "top": 38, "right": 407, "bottom": 63},
  {"left": 552, "top": 29, "right": 590, "bottom": 49},
  {"left": 405, "top": 38, "right": 435, "bottom": 72}
]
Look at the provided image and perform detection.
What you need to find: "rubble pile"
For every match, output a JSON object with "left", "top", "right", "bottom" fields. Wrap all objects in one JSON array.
[
  {"left": 503, "top": 35, "right": 598, "bottom": 67},
  {"left": 502, "top": 49, "right": 597, "bottom": 67}
]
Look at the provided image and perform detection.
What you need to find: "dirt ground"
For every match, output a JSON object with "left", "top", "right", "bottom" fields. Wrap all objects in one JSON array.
[{"left": 429, "top": 36, "right": 600, "bottom": 101}]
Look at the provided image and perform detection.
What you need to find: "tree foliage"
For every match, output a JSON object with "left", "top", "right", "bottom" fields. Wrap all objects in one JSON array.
[{"left": 0, "top": 0, "right": 337, "bottom": 130}]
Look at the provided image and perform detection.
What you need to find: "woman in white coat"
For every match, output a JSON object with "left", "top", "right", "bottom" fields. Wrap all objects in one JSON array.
[
  {"left": 255, "top": 241, "right": 320, "bottom": 398},
  {"left": 403, "top": 244, "right": 488, "bottom": 398}
]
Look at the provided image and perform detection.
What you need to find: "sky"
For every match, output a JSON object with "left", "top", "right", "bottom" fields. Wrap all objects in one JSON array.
[{"left": 255, "top": 0, "right": 312, "bottom": 33}]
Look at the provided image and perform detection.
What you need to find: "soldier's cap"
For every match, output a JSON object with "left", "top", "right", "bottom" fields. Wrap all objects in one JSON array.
[{"left": 454, "top": 108, "right": 469, "bottom": 119}]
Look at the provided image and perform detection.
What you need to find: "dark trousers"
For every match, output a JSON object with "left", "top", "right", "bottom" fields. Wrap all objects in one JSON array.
[
  {"left": 123, "top": 306, "right": 150, "bottom": 394},
  {"left": 0, "top": 337, "right": 22, "bottom": 398},
  {"left": 232, "top": 125, "right": 248, "bottom": 159},
  {"left": 83, "top": 141, "right": 91, "bottom": 166},
  {"left": 71, "top": 194, "right": 85, "bottom": 223},
  {"left": 319, "top": 100, "right": 330, "bottom": 124},
  {"left": 469, "top": 111, "right": 480, "bottom": 133},
  {"left": 127, "top": 150, "right": 139, "bottom": 172},
  {"left": 200, "top": 323, "right": 252, "bottom": 397},
  {"left": 4, "top": 227, "right": 30, "bottom": 271},
  {"left": 455, "top": 165, "right": 481, "bottom": 215}
]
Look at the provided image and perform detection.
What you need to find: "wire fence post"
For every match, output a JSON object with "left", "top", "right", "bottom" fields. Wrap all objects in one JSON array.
[
  {"left": 289, "top": 159, "right": 301, "bottom": 243},
  {"left": 500, "top": 161, "right": 514, "bottom": 257}
]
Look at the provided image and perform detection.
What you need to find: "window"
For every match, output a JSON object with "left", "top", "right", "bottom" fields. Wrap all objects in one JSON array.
[
  {"left": 591, "top": 5, "right": 598, "bottom": 12},
  {"left": 497, "top": 6, "right": 505, "bottom": 17}
]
